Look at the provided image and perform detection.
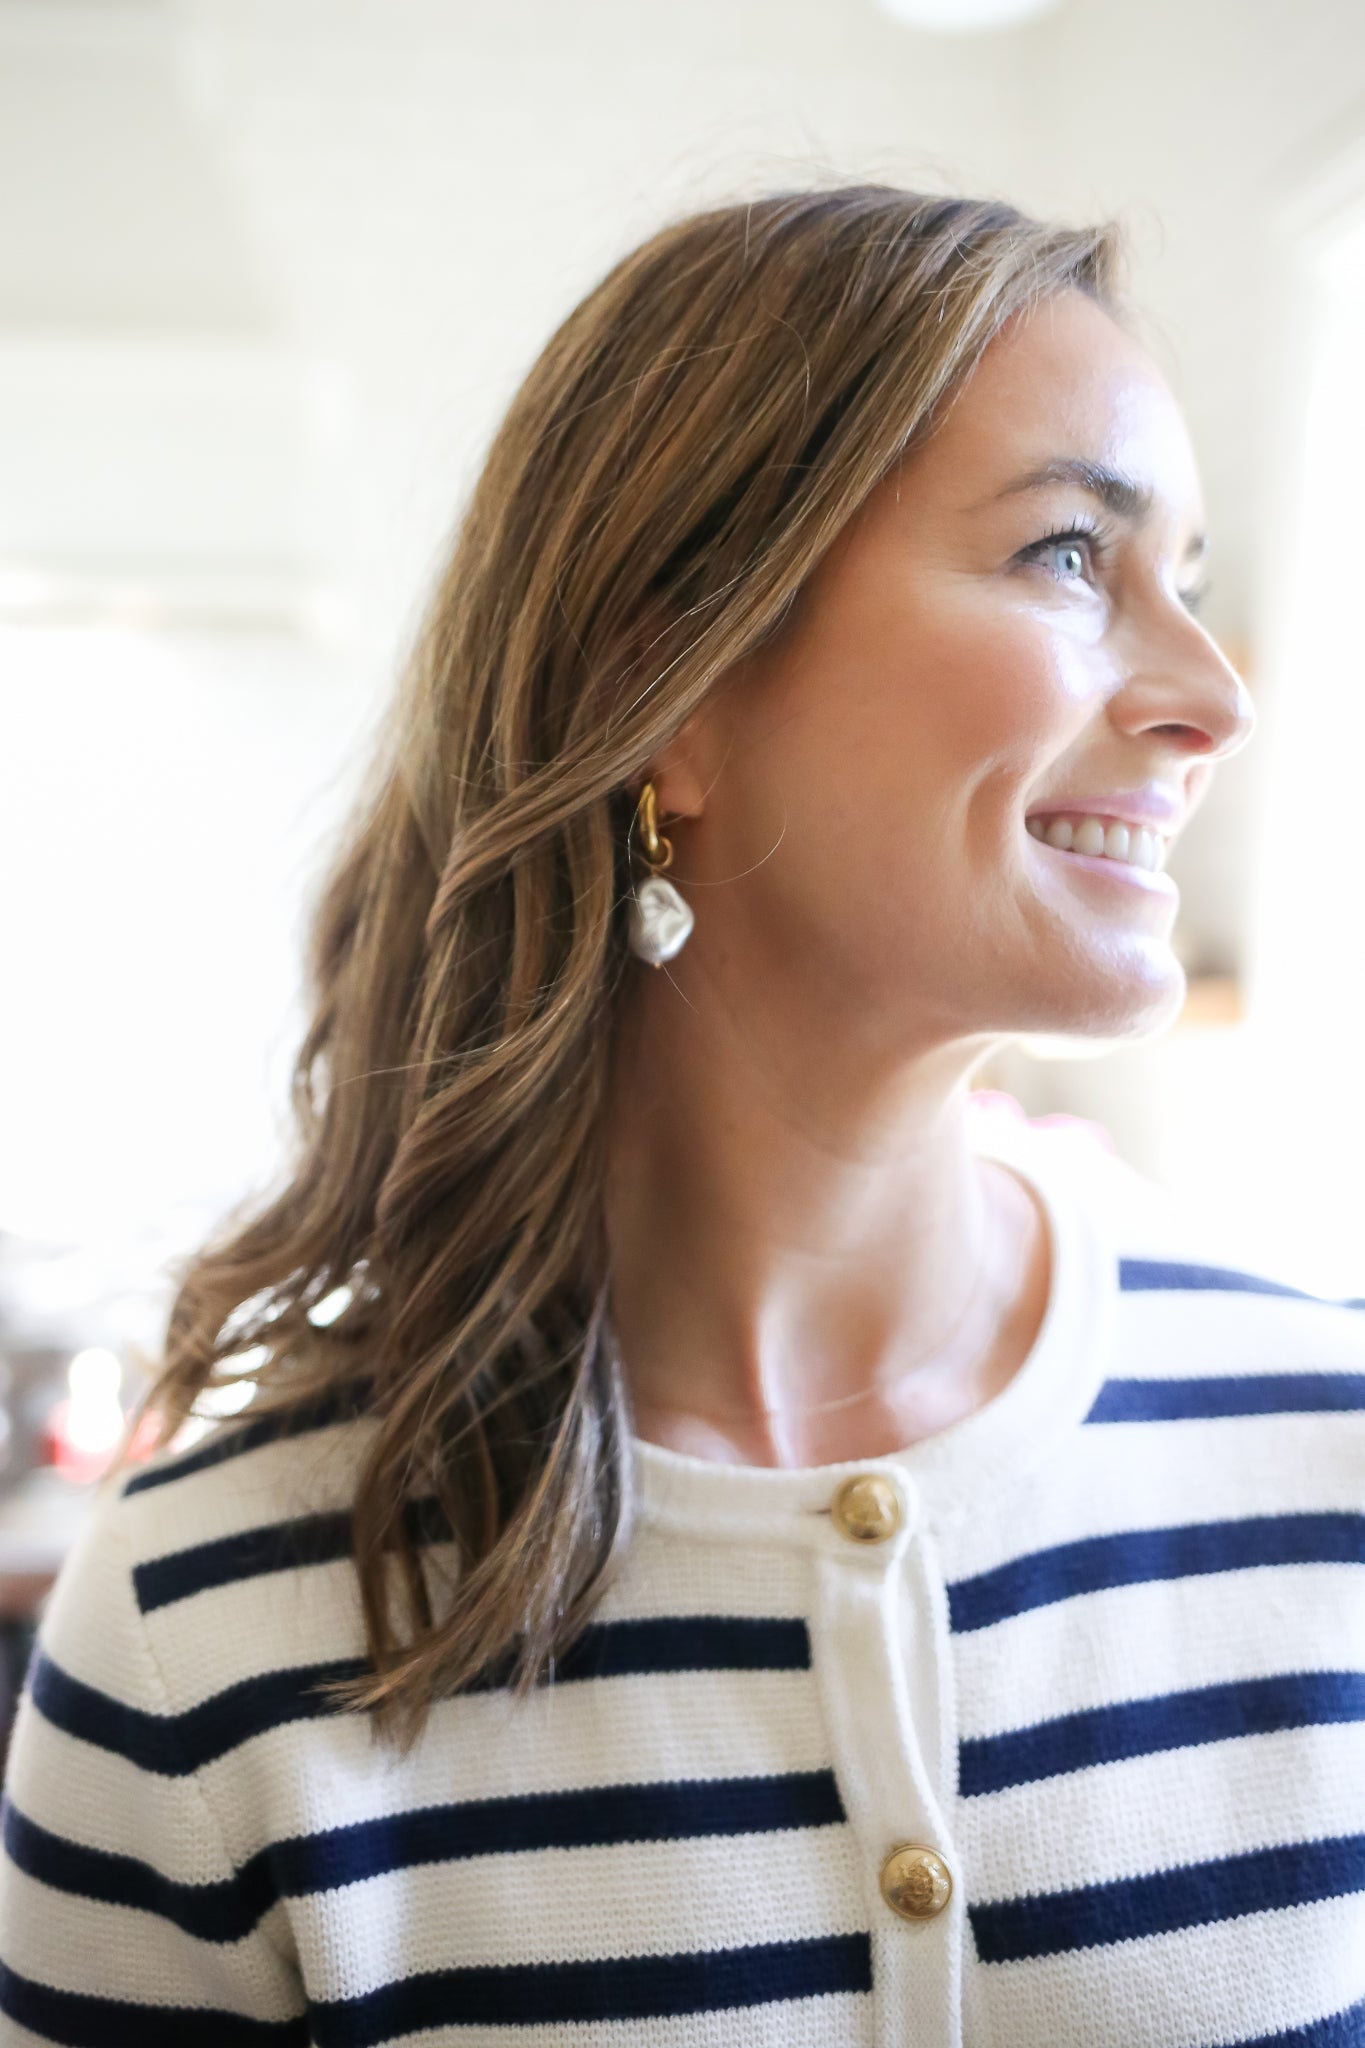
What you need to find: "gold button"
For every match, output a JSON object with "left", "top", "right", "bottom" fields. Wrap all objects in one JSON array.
[
  {"left": 880, "top": 1843, "right": 953, "bottom": 1921},
  {"left": 830, "top": 1472, "right": 901, "bottom": 1543}
]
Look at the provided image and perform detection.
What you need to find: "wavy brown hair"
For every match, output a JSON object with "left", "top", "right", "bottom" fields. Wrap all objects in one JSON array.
[{"left": 125, "top": 182, "right": 1131, "bottom": 1746}]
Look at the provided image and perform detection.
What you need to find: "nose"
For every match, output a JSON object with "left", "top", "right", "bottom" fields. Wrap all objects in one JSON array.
[{"left": 1115, "top": 607, "right": 1256, "bottom": 765}]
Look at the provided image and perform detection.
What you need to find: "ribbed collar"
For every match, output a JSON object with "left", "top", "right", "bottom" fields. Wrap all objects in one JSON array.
[{"left": 627, "top": 1103, "right": 1118, "bottom": 1545}]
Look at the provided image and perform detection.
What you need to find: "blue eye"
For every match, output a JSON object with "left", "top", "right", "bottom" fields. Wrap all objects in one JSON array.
[
  {"left": 1021, "top": 522, "right": 1108, "bottom": 587},
  {"left": 1020, "top": 520, "right": 1210, "bottom": 617}
]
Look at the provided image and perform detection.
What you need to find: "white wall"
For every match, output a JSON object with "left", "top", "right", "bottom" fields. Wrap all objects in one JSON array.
[{"left": 0, "top": 619, "right": 380, "bottom": 1347}]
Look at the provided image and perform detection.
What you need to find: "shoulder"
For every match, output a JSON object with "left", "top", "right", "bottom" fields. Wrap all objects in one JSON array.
[
  {"left": 1, "top": 1411, "right": 364, "bottom": 2029},
  {"left": 117, "top": 1388, "right": 377, "bottom": 1582},
  {"left": 37, "top": 1392, "right": 383, "bottom": 1740}
]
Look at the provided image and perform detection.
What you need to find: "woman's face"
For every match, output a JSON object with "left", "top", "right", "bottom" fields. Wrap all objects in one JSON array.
[{"left": 665, "top": 287, "right": 1256, "bottom": 1055}]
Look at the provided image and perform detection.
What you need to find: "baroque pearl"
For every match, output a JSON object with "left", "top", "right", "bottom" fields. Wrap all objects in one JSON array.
[{"left": 627, "top": 875, "right": 694, "bottom": 965}]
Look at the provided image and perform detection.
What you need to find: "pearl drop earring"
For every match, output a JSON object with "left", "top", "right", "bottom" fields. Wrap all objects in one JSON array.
[{"left": 626, "top": 780, "right": 694, "bottom": 967}]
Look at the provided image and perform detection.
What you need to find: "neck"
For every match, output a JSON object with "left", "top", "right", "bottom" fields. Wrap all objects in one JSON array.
[{"left": 602, "top": 976, "right": 1044, "bottom": 1471}]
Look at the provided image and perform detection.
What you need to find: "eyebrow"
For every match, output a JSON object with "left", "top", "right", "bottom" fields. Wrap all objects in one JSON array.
[{"left": 987, "top": 456, "right": 1209, "bottom": 564}]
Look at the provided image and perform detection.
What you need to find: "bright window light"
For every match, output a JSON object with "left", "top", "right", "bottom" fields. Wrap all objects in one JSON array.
[
  {"left": 64, "top": 1347, "right": 124, "bottom": 1457},
  {"left": 1237, "top": 196, "right": 1365, "bottom": 1294}
]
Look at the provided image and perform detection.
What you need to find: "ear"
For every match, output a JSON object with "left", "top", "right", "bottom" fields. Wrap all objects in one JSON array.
[{"left": 619, "top": 581, "right": 745, "bottom": 827}]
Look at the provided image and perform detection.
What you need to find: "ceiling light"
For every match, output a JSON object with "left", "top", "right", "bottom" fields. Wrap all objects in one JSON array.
[{"left": 874, "top": 0, "right": 1064, "bottom": 30}]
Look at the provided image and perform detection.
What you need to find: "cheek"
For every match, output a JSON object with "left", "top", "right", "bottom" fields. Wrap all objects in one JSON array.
[
  {"left": 843, "top": 610, "right": 1092, "bottom": 818},
  {"left": 724, "top": 591, "right": 1116, "bottom": 955},
  {"left": 931, "top": 611, "right": 1100, "bottom": 744}
]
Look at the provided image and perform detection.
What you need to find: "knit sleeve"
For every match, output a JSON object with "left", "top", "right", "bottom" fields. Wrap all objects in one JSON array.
[{"left": 0, "top": 1477, "right": 309, "bottom": 2045}]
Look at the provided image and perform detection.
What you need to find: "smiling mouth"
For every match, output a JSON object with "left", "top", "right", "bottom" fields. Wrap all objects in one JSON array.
[
  {"left": 1024, "top": 815, "right": 1179, "bottom": 895},
  {"left": 1025, "top": 813, "right": 1170, "bottom": 874}
]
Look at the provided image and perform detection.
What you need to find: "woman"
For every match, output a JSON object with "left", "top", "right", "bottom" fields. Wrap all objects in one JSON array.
[{"left": 3, "top": 184, "right": 1362, "bottom": 2047}]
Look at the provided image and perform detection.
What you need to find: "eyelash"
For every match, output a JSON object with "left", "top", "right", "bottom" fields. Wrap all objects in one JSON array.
[
  {"left": 1020, "top": 518, "right": 1209, "bottom": 618},
  {"left": 1020, "top": 517, "right": 1112, "bottom": 588}
]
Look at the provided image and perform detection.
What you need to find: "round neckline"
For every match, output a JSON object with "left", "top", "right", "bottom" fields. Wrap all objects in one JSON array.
[{"left": 627, "top": 1102, "right": 1118, "bottom": 1541}]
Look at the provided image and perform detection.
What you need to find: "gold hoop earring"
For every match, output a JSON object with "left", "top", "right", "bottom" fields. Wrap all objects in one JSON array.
[
  {"left": 635, "top": 781, "right": 673, "bottom": 872},
  {"left": 626, "top": 780, "right": 694, "bottom": 968}
]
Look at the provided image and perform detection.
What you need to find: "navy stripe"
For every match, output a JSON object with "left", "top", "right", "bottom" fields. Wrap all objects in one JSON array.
[
  {"left": 969, "top": 1830, "right": 1365, "bottom": 1962},
  {"left": 133, "top": 1509, "right": 355, "bottom": 1613},
  {"left": 959, "top": 1669, "right": 1365, "bottom": 1795},
  {"left": 31, "top": 1617, "right": 811, "bottom": 1771},
  {"left": 1216, "top": 1991, "right": 1365, "bottom": 2047},
  {"left": 947, "top": 1512, "right": 1365, "bottom": 1634},
  {"left": 1086, "top": 1373, "right": 1365, "bottom": 1423},
  {"left": 307, "top": 1933, "right": 873, "bottom": 2045},
  {"left": 132, "top": 1497, "right": 449, "bottom": 1615},
  {"left": 0, "top": 1961, "right": 309, "bottom": 2048},
  {"left": 268, "top": 1768, "right": 846, "bottom": 1899},
  {"left": 3, "top": 1769, "right": 842, "bottom": 1944},
  {"left": 2, "top": 1794, "right": 275, "bottom": 1943},
  {"left": 420, "top": 1615, "right": 812, "bottom": 1690},
  {"left": 542, "top": 1614, "right": 812, "bottom": 1680},
  {"left": 122, "top": 1382, "right": 371, "bottom": 1497},
  {"left": 30, "top": 1648, "right": 369, "bottom": 1773},
  {"left": 1119, "top": 1257, "right": 1365, "bottom": 1307}
]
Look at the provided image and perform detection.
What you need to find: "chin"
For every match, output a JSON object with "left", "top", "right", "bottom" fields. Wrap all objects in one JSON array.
[{"left": 1040, "top": 976, "right": 1187, "bottom": 1049}]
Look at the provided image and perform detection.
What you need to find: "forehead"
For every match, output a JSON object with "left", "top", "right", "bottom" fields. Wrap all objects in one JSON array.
[{"left": 909, "top": 288, "right": 1204, "bottom": 530}]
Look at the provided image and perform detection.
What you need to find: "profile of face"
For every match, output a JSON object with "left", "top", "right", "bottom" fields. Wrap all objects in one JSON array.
[{"left": 651, "top": 287, "right": 1257, "bottom": 1058}]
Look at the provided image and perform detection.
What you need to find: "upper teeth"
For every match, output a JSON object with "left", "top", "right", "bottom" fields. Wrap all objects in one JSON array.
[{"left": 1025, "top": 813, "right": 1167, "bottom": 871}]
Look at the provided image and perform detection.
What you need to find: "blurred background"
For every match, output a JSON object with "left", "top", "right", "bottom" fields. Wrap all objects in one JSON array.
[{"left": 2, "top": 0, "right": 1363, "bottom": 1760}]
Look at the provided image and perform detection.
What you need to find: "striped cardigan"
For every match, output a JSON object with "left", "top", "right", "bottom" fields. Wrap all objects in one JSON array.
[{"left": 3, "top": 1105, "right": 1364, "bottom": 2046}]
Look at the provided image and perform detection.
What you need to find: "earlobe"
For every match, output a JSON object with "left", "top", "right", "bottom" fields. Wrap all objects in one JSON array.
[{"left": 647, "top": 780, "right": 704, "bottom": 830}]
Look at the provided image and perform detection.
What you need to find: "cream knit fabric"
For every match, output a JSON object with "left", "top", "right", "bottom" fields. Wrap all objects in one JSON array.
[{"left": 2, "top": 1099, "right": 1364, "bottom": 2046}]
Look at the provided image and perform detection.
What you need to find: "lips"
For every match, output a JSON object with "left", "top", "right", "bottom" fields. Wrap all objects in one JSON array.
[{"left": 1024, "top": 816, "right": 1179, "bottom": 895}]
